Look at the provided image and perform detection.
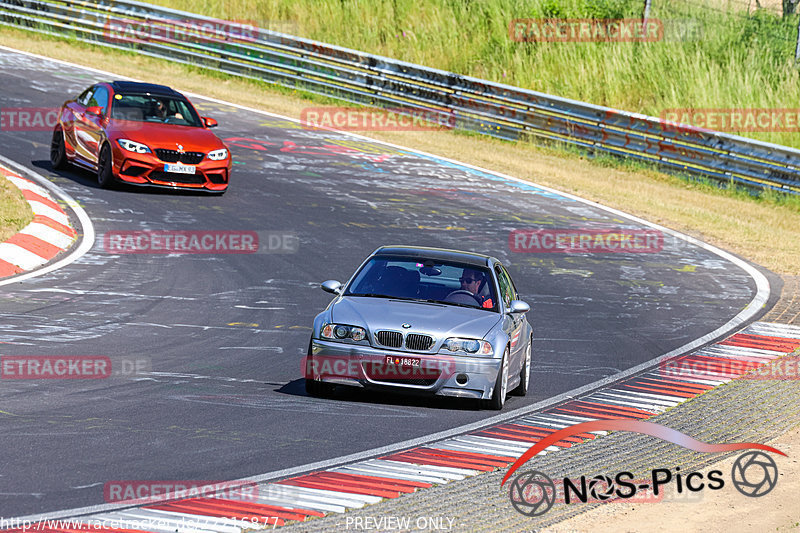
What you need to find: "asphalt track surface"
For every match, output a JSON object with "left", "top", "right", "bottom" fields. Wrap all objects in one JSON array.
[{"left": 0, "top": 49, "right": 776, "bottom": 516}]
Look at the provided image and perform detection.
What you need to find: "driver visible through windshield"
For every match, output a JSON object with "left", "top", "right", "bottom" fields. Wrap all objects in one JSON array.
[
  {"left": 345, "top": 257, "right": 498, "bottom": 311},
  {"left": 110, "top": 94, "right": 203, "bottom": 127}
]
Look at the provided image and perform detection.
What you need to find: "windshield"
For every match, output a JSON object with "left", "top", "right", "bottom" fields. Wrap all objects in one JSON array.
[
  {"left": 345, "top": 256, "right": 498, "bottom": 311},
  {"left": 110, "top": 94, "right": 203, "bottom": 127}
]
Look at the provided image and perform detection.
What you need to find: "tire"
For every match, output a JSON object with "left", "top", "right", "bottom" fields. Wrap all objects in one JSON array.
[
  {"left": 483, "top": 347, "right": 509, "bottom": 410},
  {"left": 305, "top": 378, "right": 334, "bottom": 397},
  {"left": 512, "top": 336, "right": 532, "bottom": 397},
  {"left": 97, "top": 143, "right": 115, "bottom": 189},
  {"left": 304, "top": 339, "right": 334, "bottom": 397},
  {"left": 50, "top": 129, "right": 68, "bottom": 170}
]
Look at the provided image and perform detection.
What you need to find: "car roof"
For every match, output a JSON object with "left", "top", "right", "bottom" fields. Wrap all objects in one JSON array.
[
  {"left": 372, "top": 246, "right": 496, "bottom": 267},
  {"left": 109, "top": 81, "right": 183, "bottom": 98}
]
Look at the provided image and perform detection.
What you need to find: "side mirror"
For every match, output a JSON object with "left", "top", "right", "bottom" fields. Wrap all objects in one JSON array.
[
  {"left": 85, "top": 106, "right": 103, "bottom": 116},
  {"left": 507, "top": 300, "right": 530, "bottom": 314},
  {"left": 202, "top": 116, "right": 218, "bottom": 128},
  {"left": 321, "top": 280, "right": 342, "bottom": 295}
]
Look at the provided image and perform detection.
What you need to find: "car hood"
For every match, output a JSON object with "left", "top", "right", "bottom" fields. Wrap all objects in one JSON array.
[
  {"left": 331, "top": 296, "right": 501, "bottom": 339},
  {"left": 109, "top": 121, "right": 225, "bottom": 151}
]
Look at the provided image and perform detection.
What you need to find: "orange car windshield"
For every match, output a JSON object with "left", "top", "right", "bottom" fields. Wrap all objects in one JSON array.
[{"left": 110, "top": 94, "right": 203, "bottom": 127}]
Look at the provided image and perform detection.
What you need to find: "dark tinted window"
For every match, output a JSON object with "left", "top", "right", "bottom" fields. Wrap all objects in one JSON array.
[
  {"left": 110, "top": 94, "right": 202, "bottom": 127},
  {"left": 501, "top": 265, "right": 519, "bottom": 300},
  {"left": 346, "top": 256, "right": 498, "bottom": 311},
  {"left": 495, "top": 265, "right": 514, "bottom": 308},
  {"left": 88, "top": 86, "right": 109, "bottom": 115},
  {"left": 77, "top": 87, "right": 93, "bottom": 106}
]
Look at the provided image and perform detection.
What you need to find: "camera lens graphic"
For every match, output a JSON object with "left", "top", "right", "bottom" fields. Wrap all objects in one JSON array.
[
  {"left": 588, "top": 474, "right": 616, "bottom": 501},
  {"left": 731, "top": 451, "right": 778, "bottom": 497},
  {"left": 509, "top": 470, "right": 556, "bottom": 516}
]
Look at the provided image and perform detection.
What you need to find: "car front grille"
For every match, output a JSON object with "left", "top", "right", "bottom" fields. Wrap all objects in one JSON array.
[
  {"left": 405, "top": 334, "right": 434, "bottom": 351},
  {"left": 376, "top": 331, "right": 403, "bottom": 348},
  {"left": 148, "top": 171, "right": 205, "bottom": 184},
  {"left": 155, "top": 149, "right": 205, "bottom": 164},
  {"left": 363, "top": 364, "right": 440, "bottom": 387},
  {"left": 391, "top": 378, "right": 438, "bottom": 387}
]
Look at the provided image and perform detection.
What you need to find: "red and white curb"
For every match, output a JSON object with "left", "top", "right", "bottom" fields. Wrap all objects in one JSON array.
[
  {"left": 9, "top": 321, "right": 799, "bottom": 531},
  {"left": 0, "top": 164, "right": 77, "bottom": 278}
]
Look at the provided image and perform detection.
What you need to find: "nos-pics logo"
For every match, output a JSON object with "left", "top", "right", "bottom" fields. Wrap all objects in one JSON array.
[{"left": 500, "top": 419, "right": 784, "bottom": 517}]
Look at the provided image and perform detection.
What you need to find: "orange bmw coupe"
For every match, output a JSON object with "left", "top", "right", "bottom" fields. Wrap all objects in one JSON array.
[{"left": 51, "top": 81, "right": 231, "bottom": 194}]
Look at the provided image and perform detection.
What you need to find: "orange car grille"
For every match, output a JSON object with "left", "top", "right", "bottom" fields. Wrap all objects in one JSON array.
[{"left": 155, "top": 149, "right": 205, "bottom": 164}]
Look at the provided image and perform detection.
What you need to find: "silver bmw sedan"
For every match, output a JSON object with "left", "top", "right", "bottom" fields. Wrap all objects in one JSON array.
[{"left": 305, "top": 246, "right": 533, "bottom": 410}]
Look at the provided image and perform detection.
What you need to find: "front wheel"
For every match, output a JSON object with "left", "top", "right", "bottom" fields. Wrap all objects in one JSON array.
[
  {"left": 512, "top": 336, "right": 532, "bottom": 397},
  {"left": 304, "top": 341, "right": 334, "bottom": 397},
  {"left": 305, "top": 378, "right": 334, "bottom": 397},
  {"left": 483, "top": 347, "right": 509, "bottom": 410},
  {"left": 50, "top": 129, "right": 68, "bottom": 170},
  {"left": 97, "top": 143, "right": 115, "bottom": 189}
]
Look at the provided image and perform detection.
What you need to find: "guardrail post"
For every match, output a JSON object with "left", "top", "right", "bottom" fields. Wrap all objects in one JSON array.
[
  {"left": 796, "top": 13, "right": 800, "bottom": 61},
  {"left": 642, "top": 0, "right": 653, "bottom": 35}
]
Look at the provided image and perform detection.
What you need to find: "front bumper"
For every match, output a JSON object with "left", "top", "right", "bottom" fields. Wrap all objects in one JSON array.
[
  {"left": 114, "top": 151, "right": 230, "bottom": 192},
  {"left": 307, "top": 339, "right": 501, "bottom": 400}
]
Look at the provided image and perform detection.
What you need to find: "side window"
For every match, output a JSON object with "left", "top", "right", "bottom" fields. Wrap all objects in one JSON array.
[
  {"left": 495, "top": 265, "right": 513, "bottom": 308},
  {"left": 87, "top": 86, "right": 110, "bottom": 115},
  {"left": 500, "top": 266, "right": 519, "bottom": 301},
  {"left": 77, "top": 87, "right": 94, "bottom": 106}
]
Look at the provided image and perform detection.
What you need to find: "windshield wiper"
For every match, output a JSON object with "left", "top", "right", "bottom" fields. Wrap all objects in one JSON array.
[
  {"left": 349, "top": 293, "right": 431, "bottom": 303},
  {"left": 416, "top": 299, "right": 447, "bottom": 306},
  {"left": 438, "top": 300, "right": 496, "bottom": 311},
  {"left": 348, "top": 294, "right": 490, "bottom": 310}
]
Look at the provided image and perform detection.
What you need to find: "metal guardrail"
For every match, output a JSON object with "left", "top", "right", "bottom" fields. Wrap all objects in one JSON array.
[{"left": 1, "top": 0, "right": 799, "bottom": 194}]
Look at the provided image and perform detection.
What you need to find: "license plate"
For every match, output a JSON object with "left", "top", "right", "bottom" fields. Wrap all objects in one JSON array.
[
  {"left": 164, "top": 163, "right": 196, "bottom": 174},
  {"left": 385, "top": 356, "right": 421, "bottom": 367}
]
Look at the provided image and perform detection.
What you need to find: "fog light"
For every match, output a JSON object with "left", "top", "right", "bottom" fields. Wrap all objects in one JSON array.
[{"left": 456, "top": 373, "right": 469, "bottom": 385}]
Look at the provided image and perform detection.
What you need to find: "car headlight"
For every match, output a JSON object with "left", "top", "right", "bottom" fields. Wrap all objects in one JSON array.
[
  {"left": 207, "top": 148, "right": 228, "bottom": 161},
  {"left": 441, "top": 337, "right": 493, "bottom": 356},
  {"left": 321, "top": 323, "right": 367, "bottom": 342},
  {"left": 117, "top": 139, "right": 151, "bottom": 154}
]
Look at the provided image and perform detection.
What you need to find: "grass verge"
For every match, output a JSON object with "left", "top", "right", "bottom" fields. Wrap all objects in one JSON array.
[
  {"left": 0, "top": 27, "right": 798, "bottom": 275},
  {"left": 0, "top": 171, "right": 33, "bottom": 243}
]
